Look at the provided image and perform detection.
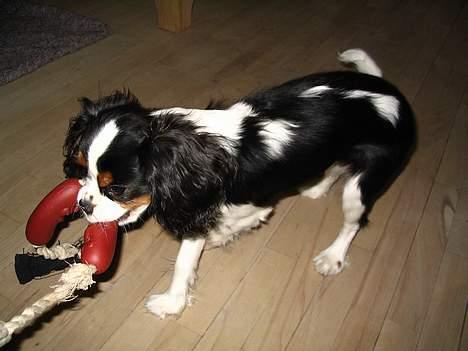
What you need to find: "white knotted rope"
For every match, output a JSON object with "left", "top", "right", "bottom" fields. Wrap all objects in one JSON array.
[
  {"left": 35, "top": 243, "right": 80, "bottom": 260},
  {"left": 0, "top": 263, "right": 96, "bottom": 347}
]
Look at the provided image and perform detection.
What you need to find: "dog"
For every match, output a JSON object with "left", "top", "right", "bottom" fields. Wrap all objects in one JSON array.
[{"left": 63, "top": 49, "right": 416, "bottom": 318}]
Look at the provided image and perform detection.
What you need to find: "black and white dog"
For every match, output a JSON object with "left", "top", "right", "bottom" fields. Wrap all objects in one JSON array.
[{"left": 63, "top": 49, "right": 415, "bottom": 318}]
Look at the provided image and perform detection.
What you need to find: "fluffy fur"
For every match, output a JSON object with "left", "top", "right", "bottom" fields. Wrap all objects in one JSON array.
[{"left": 63, "top": 49, "right": 416, "bottom": 318}]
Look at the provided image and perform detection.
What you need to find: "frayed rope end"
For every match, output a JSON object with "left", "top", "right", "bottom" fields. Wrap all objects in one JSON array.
[{"left": 0, "top": 263, "right": 96, "bottom": 347}]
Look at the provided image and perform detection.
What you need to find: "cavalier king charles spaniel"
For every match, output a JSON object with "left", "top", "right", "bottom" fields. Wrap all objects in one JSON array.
[{"left": 63, "top": 49, "right": 415, "bottom": 318}]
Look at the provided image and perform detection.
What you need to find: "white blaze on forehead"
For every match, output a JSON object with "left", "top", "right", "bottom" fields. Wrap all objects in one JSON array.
[
  {"left": 259, "top": 119, "right": 297, "bottom": 158},
  {"left": 344, "top": 90, "right": 400, "bottom": 127},
  {"left": 78, "top": 119, "right": 147, "bottom": 225},
  {"left": 88, "top": 120, "right": 120, "bottom": 176}
]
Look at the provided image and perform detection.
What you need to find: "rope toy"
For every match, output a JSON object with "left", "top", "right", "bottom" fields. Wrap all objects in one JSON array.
[
  {"left": 0, "top": 179, "right": 118, "bottom": 346},
  {"left": 36, "top": 243, "right": 80, "bottom": 260},
  {"left": 0, "top": 264, "right": 96, "bottom": 347}
]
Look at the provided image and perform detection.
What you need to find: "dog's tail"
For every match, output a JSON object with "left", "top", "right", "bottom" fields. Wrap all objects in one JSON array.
[{"left": 338, "top": 49, "right": 383, "bottom": 77}]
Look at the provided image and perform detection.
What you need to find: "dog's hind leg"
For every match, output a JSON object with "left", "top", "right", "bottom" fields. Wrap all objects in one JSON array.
[
  {"left": 313, "top": 174, "right": 365, "bottom": 275},
  {"left": 301, "top": 164, "right": 348, "bottom": 199},
  {"left": 313, "top": 143, "right": 408, "bottom": 275}
]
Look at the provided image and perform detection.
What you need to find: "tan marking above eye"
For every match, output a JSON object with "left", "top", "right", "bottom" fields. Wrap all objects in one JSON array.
[
  {"left": 120, "top": 194, "right": 151, "bottom": 210},
  {"left": 98, "top": 171, "right": 114, "bottom": 188},
  {"left": 75, "top": 151, "right": 88, "bottom": 167}
]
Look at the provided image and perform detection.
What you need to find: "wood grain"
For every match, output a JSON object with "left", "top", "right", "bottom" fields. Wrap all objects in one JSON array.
[{"left": 0, "top": 0, "right": 467, "bottom": 350}]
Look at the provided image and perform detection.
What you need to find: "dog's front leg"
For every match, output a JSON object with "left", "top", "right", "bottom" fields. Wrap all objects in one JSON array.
[{"left": 146, "top": 237, "right": 205, "bottom": 319}]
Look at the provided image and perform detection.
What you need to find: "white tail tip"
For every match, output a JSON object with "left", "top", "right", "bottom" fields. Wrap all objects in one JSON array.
[{"left": 338, "top": 49, "right": 383, "bottom": 77}]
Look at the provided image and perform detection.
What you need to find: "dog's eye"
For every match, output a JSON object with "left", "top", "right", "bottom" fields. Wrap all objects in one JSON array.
[{"left": 103, "top": 185, "right": 125, "bottom": 199}]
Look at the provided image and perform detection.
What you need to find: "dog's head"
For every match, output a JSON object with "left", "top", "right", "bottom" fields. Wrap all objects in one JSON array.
[
  {"left": 63, "top": 91, "right": 235, "bottom": 234},
  {"left": 63, "top": 91, "right": 153, "bottom": 225}
]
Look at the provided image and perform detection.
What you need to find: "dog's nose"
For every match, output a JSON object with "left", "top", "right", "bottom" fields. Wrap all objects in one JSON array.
[{"left": 79, "top": 199, "right": 95, "bottom": 215}]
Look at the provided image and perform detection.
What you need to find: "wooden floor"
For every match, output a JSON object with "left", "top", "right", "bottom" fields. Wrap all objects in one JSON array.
[{"left": 1, "top": 0, "right": 467, "bottom": 350}]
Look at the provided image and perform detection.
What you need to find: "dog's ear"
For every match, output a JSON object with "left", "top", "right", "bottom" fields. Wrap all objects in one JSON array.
[
  {"left": 79, "top": 97, "right": 97, "bottom": 116},
  {"left": 63, "top": 98, "right": 96, "bottom": 178},
  {"left": 141, "top": 115, "right": 236, "bottom": 238},
  {"left": 63, "top": 90, "right": 144, "bottom": 178}
]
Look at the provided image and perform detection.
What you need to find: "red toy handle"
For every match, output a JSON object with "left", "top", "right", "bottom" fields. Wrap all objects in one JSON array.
[
  {"left": 81, "top": 222, "right": 118, "bottom": 274},
  {"left": 25, "top": 178, "right": 118, "bottom": 275},
  {"left": 26, "top": 179, "right": 81, "bottom": 246}
]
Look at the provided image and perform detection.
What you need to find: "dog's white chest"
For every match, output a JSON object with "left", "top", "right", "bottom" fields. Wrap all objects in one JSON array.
[{"left": 207, "top": 204, "right": 273, "bottom": 247}]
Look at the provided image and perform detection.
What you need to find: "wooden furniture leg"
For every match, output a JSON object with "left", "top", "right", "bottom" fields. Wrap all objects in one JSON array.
[{"left": 155, "top": 0, "right": 193, "bottom": 32}]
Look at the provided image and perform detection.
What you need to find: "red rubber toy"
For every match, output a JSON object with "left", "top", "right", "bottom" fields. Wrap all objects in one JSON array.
[
  {"left": 25, "top": 179, "right": 118, "bottom": 274},
  {"left": 26, "top": 179, "right": 81, "bottom": 246},
  {"left": 81, "top": 221, "right": 118, "bottom": 274}
]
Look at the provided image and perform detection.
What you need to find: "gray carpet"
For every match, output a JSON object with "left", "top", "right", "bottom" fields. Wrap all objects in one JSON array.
[{"left": 0, "top": 0, "right": 110, "bottom": 85}]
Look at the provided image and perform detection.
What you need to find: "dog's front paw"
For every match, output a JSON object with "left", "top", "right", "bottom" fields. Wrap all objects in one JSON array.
[
  {"left": 145, "top": 293, "right": 187, "bottom": 319},
  {"left": 313, "top": 248, "right": 347, "bottom": 276}
]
